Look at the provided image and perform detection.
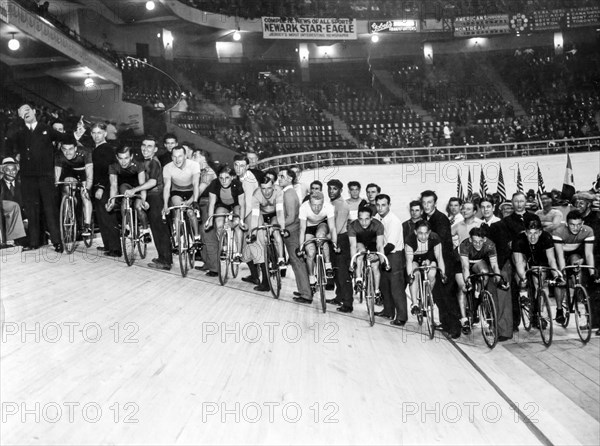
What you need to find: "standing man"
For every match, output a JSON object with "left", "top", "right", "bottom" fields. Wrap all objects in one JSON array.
[
  {"left": 158, "top": 133, "right": 178, "bottom": 167},
  {"left": 451, "top": 201, "right": 482, "bottom": 247},
  {"left": 402, "top": 200, "right": 423, "bottom": 243},
  {"left": 374, "top": 194, "right": 407, "bottom": 326},
  {"left": 278, "top": 168, "right": 312, "bottom": 302},
  {"left": 365, "top": 183, "right": 381, "bottom": 216},
  {"left": 421, "top": 190, "right": 461, "bottom": 338},
  {"left": 479, "top": 197, "right": 500, "bottom": 232},
  {"left": 91, "top": 122, "right": 120, "bottom": 256},
  {"left": 9, "top": 103, "right": 84, "bottom": 252},
  {"left": 536, "top": 192, "right": 563, "bottom": 232},
  {"left": 326, "top": 179, "right": 352, "bottom": 311},
  {"left": 346, "top": 181, "right": 368, "bottom": 223}
]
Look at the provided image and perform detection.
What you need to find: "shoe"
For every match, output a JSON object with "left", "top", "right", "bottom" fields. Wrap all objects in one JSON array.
[
  {"left": 254, "top": 284, "right": 271, "bottom": 292},
  {"left": 513, "top": 327, "right": 520, "bottom": 332},
  {"left": 242, "top": 275, "right": 260, "bottom": 285},
  {"left": 148, "top": 261, "right": 171, "bottom": 271},
  {"left": 337, "top": 305, "right": 353, "bottom": 313},
  {"left": 555, "top": 309, "right": 565, "bottom": 325},
  {"left": 142, "top": 232, "right": 152, "bottom": 244},
  {"left": 354, "top": 280, "right": 363, "bottom": 293},
  {"left": 325, "top": 282, "right": 335, "bottom": 291},
  {"left": 498, "top": 335, "right": 512, "bottom": 342},
  {"left": 54, "top": 243, "right": 64, "bottom": 253},
  {"left": 206, "top": 271, "right": 218, "bottom": 277},
  {"left": 105, "top": 250, "right": 122, "bottom": 257},
  {"left": 278, "top": 259, "right": 285, "bottom": 269},
  {"left": 21, "top": 245, "right": 39, "bottom": 252},
  {"left": 325, "top": 268, "right": 334, "bottom": 279},
  {"left": 449, "top": 332, "right": 461, "bottom": 339},
  {"left": 293, "top": 291, "right": 302, "bottom": 297},
  {"left": 310, "top": 283, "right": 317, "bottom": 295},
  {"left": 411, "top": 304, "right": 420, "bottom": 316},
  {"left": 280, "top": 269, "right": 287, "bottom": 277},
  {"left": 374, "top": 311, "right": 393, "bottom": 319},
  {"left": 293, "top": 297, "right": 313, "bottom": 304},
  {"left": 472, "top": 314, "right": 480, "bottom": 325},
  {"left": 82, "top": 225, "right": 92, "bottom": 236},
  {"left": 326, "top": 298, "right": 343, "bottom": 305},
  {"left": 375, "top": 292, "right": 383, "bottom": 306},
  {"left": 390, "top": 319, "right": 406, "bottom": 326},
  {"left": 596, "top": 329, "right": 600, "bottom": 336},
  {"left": 233, "top": 253, "right": 243, "bottom": 263},
  {"left": 461, "top": 320, "right": 471, "bottom": 335},
  {"left": 96, "top": 246, "right": 108, "bottom": 252}
]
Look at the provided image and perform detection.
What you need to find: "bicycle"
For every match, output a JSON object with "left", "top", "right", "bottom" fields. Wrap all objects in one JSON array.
[
  {"left": 521, "top": 266, "right": 560, "bottom": 347},
  {"left": 297, "top": 237, "right": 338, "bottom": 314},
  {"left": 465, "top": 273, "right": 503, "bottom": 349},
  {"left": 350, "top": 250, "right": 390, "bottom": 326},
  {"left": 107, "top": 194, "right": 148, "bottom": 266},
  {"left": 206, "top": 212, "right": 243, "bottom": 286},
  {"left": 166, "top": 204, "right": 201, "bottom": 278},
  {"left": 409, "top": 265, "right": 445, "bottom": 339},
  {"left": 55, "top": 181, "right": 94, "bottom": 253},
  {"left": 248, "top": 224, "right": 288, "bottom": 299},
  {"left": 558, "top": 265, "right": 597, "bottom": 343}
]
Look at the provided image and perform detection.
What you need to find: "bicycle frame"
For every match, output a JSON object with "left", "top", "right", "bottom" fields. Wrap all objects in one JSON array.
[
  {"left": 108, "top": 193, "right": 144, "bottom": 266},
  {"left": 55, "top": 181, "right": 93, "bottom": 253},
  {"left": 350, "top": 250, "right": 389, "bottom": 326},
  {"left": 206, "top": 212, "right": 242, "bottom": 285},
  {"left": 249, "top": 223, "right": 287, "bottom": 299},
  {"left": 524, "top": 266, "right": 560, "bottom": 347},
  {"left": 466, "top": 272, "right": 502, "bottom": 349},
  {"left": 299, "top": 236, "right": 333, "bottom": 313},
  {"left": 411, "top": 265, "right": 443, "bottom": 339},
  {"left": 167, "top": 204, "right": 199, "bottom": 277},
  {"left": 561, "top": 264, "right": 596, "bottom": 343}
]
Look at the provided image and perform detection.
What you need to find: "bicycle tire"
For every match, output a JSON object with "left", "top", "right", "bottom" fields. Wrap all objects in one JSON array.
[
  {"left": 138, "top": 226, "right": 147, "bottom": 259},
  {"left": 573, "top": 285, "right": 592, "bottom": 343},
  {"left": 537, "top": 288, "right": 553, "bottom": 347},
  {"left": 60, "top": 196, "right": 77, "bottom": 254},
  {"left": 560, "top": 288, "right": 571, "bottom": 328},
  {"left": 122, "top": 211, "right": 136, "bottom": 266},
  {"left": 176, "top": 219, "right": 189, "bottom": 277},
  {"left": 266, "top": 242, "right": 281, "bottom": 299},
  {"left": 365, "top": 268, "right": 375, "bottom": 326},
  {"left": 318, "top": 257, "right": 326, "bottom": 313},
  {"left": 230, "top": 231, "right": 239, "bottom": 278},
  {"left": 217, "top": 230, "right": 229, "bottom": 285},
  {"left": 187, "top": 221, "right": 195, "bottom": 270},
  {"left": 82, "top": 208, "right": 94, "bottom": 248},
  {"left": 480, "top": 290, "right": 498, "bottom": 349},
  {"left": 520, "top": 289, "right": 533, "bottom": 332},
  {"left": 424, "top": 281, "right": 435, "bottom": 339}
]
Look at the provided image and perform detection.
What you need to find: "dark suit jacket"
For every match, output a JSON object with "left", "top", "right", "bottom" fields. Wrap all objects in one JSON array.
[
  {"left": 0, "top": 176, "right": 24, "bottom": 207},
  {"left": 402, "top": 220, "right": 417, "bottom": 243}
]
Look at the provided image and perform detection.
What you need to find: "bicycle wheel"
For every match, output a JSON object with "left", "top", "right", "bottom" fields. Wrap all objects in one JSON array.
[
  {"left": 520, "top": 290, "right": 533, "bottom": 332},
  {"left": 176, "top": 219, "right": 189, "bottom": 277},
  {"left": 137, "top": 226, "right": 147, "bottom": 259},
  {"left": 573, "top": 285, "right": 592, "bottom": 343},
  {"left": 537, "top": 289, "right": 553, "bottom": 347},
  {"left": 560, "top": 290, "right": 571, "bottom": 328},
  {"left": 479, "top": 290, "right": 498, "bottom": 349},
  {"left": 230, "top": 232, "right": 240, "bottom": 278},
  {"left": 187, "top": 222, "right": 196, "bottom": 270},
  {"left": 82, "top": 208, "right": 94, "bottom": 248},
  {"left": 217, "top": 230, "right": 229, "bottom": 285},
  {"left": 122, "top": 211, "right": 136, "bottom": 266},
  {"left": 365, "top": 268, "right": 375, "bottom": 326},
  {"left": 318, "top": 257, "right": 326, "bottom": 313},
  {"left": 424, "top": 281, "right": 435, "bottom": 339},
  {"left": 60, "top": 196, "right": 77, "bottom": 254},
  {"left": 266, "top": 242, "right": 281, "bottom": 299}
]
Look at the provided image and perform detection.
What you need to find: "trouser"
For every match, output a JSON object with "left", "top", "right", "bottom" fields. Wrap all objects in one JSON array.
[
  {"left": 200, "top": 200, "right": 218, "bottom": 272},
  {"left": 510, "top": 261, "right": 521, "bottom": 330},
  {"left": 333, "top": 233, "right": 353, "bottom": 307},
  {"left": 434, "top": 252, "right": 462, "bottom": 336},
  {"left": 146, "top": 192, "right": 172, "bottom": 265},
  {"left": 283, "top": 225, "right": 312, "bottom": 300},
  {"left": 22, "top": 175, "right": 60, "bottom": 247},
  {"left": 380, "top": 251, "right": 407, "bottom": 321},
  {"left": 2, "top": 200, "right": 26, "bottom": 241},
  {"left": 93, "top": 188, "right": 120, "bottom": 252},
  {"left": 489, "top": 261, "right": 514, "bottom": 338}
]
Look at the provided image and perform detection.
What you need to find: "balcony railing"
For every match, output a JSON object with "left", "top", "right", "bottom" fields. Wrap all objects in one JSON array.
[{"left": 257, "top": 136, "right": 600, "bottom": 171}]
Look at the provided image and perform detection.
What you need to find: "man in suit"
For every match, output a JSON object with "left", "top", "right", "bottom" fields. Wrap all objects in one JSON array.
[
  {"left": 1, "top": 157, "right": 27, "bottom": 248},
  {"left": 402, "top": 200, "right": 423, "bottom": 243},
  {"left": 8, "top": 104, "right": 84, "bottom": 252}
]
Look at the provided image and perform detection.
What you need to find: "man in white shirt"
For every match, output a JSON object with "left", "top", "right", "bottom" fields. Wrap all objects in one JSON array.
[
  {"left": 480, "top": 197, "right": 500, "bottom": 230},
  {"left": 452, "top": 201, "right": 482, "bottom": 247},
  {"left": 374, "top": 194, "right": 407, "bottom": 326}
]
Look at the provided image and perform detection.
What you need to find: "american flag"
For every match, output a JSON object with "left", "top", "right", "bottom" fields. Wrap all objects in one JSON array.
[
  {"left": 497, "top": 164, "right": 507, "bottom": 201},
  {"left": 516, "top": 164, "right": 524, "bottom": 194},
  {"left": 457, "top": 173, "right": 465, "bottom": 202},
  {"left": 479, "top": 168, "right": 488, "bottom": 197},
  {"left": 467, "top": 168, "right": 473, "bottom": 200},
  {"left": 536, "top": 163, "right": 546, "bottom": 207}
]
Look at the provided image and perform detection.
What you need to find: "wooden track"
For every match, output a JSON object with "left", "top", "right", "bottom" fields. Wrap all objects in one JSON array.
[{"left": 1, "top": 244, "right": 598, "bottom": 445}]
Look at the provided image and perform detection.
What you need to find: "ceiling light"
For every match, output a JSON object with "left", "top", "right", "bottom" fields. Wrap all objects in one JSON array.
[
  {"left": 233, "top": 30, "right": 241, "bottom": 41},
  {"left": 371, "top": 34, "right": 379, "bottom": 43},
  {"left": 146, "top": 1, "right": 156, "bottom": 11},
  {"left": 8, "top": 33, "right": 20, "bottom": 51},
  {"left": 84, "top": 75, "right": 95, "bottom": 88}
]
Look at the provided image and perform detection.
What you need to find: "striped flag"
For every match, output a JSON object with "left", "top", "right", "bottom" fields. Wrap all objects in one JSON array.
[
  {"left": 536, "top": 163, "right": 546, "bottom": 207},
  {"left": 467, "top": 168, "right": 473, "bottom": 200},
  {"left": 479, "top": 168, "right": 488, "bottom": 197},
  {"left": 516, "top": 164, "right": 524, "bottom": 194},
  {"left": 457, "top": 173, "right": 465, "bottom": 202},
  {"left": 561, "top": 154, "right": 575, "bottom": 200},
  {"left": 497, "top": 164, "right": 507, "bottom": 202}
]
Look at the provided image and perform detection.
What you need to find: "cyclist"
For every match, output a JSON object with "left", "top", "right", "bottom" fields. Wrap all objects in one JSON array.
[
  {"left": 451, "top": 201, "right": 482, "bottom": 248},
  {"left": 298, "top": 191, "right": 338, "bottom": 293},
  {"left": 162, "top": 145, "right": 202, "bottom": 248},
  {"left": 348, "top": 206, "right": 385, "bottom": 310},
  {"left": 552, "top": 210, "right": 597, "bottom": 324},
  {"left": 204, "top": 165, "right": 247, "bottom": 267},
  {"left": 302, "top": 181, "right": 322, "bottom": 203},
  {"left": 249, "top": 175, "right": 286, "bottom": 292},
  {"left": 457, "top": 227, "right": 508, "bottom": 335},
  {"left": 54, "top": 134, "right": 93, "bottom": 236},
  {"left": 405, "top": 220, "right": 446, "bottom": 316},
  {"left": 346, "top": 181, "right": 368, "bottom": 223},
  {"left": 105, "top": 146, "right": 151, "bottom": 242}
]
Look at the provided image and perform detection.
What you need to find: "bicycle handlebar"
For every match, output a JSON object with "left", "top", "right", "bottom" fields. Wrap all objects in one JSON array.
[
  {"left": 108, "top": 194, "right": 144, "bottom": 203},
  {"left": 298, "top": 237, "right": 337, "bottom": 253},
  {"left": 167, "top": 204, "right": 194, "bottom": 212},
  {"left": 205, "top": 213, "right": 241, "bottom": 224},
  {"left": 563, "top": 265, "right": 597, "bottom": 274},
  {"left": 350, "top": 251, "right": 390, "bottom": 270}
]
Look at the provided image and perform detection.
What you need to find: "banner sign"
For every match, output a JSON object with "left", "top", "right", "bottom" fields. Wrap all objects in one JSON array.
[
  {"left": 369, "top": 20, "right": 418, "bottom": 33},
  {"left": 568, "top": 6, "right": 600, "bottom": 28},
  {"left": 454, "top": 14, "right": 510, "bottom": 36},
  {"left": 531, "top": 9, "right": 566, "bottom": 31},
  {"left": 262, "top": 17, "right": 357, "bottom": 40},
  {"left": 420, "top": 18, "right": 447, "bottom": 33}
]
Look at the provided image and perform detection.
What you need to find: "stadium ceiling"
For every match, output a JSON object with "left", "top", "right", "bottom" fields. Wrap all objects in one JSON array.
[{"left": 53, "top": 0, "right": 178, "bottom": 25}]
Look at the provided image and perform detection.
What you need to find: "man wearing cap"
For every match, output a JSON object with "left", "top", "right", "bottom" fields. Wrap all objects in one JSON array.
[
  {"left": 0, "top": 158, "right": 27, "bottom": 249},
  {"left": 7, "top": 103, "right": 84, "bottom": 252}
]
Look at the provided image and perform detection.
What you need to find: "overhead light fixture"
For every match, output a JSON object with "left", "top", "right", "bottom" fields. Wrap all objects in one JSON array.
[
  {"left": 84, "top": 74, "right": 95, "bottom": 88},
  {"left": 233, "top": 29, "right": 241, "bottom": 41},
  {"left": 146, "top": 1, "right": 156, "bottom": 11},
  {"left": 8, "top": 33, "right": 20, "bottom": 51},
  {"left": 371, "top": 34, "right": 379, "bottom": 43}
]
